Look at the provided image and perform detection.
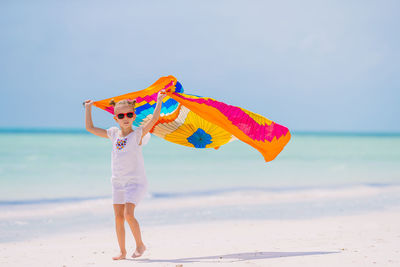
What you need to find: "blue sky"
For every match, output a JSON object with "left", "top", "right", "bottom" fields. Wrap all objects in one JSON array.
[{"left": 0, "top": 0, "right": 399, "bottom": 132}]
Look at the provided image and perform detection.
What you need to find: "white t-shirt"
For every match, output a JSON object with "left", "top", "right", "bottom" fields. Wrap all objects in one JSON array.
[{"left": 107, "top": 127, "right": 150, "bottom": 184}]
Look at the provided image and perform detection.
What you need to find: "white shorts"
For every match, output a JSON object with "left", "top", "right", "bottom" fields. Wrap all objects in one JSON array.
[{"left": 111, "top": 180, "right": 148, "bottom": 205}]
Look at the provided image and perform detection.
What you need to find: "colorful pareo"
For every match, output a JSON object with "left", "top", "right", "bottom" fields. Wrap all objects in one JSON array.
[{"left": 94, "top": 75, "right": 291, "bottom": 162}]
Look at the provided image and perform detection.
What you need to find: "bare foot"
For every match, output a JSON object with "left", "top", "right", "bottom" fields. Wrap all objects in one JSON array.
[
  {"left": 132, "top": 244, "right": 146, "bottom": 258},
  {"left": 112, "top": 252, "right": 126, "bottom": 260}
]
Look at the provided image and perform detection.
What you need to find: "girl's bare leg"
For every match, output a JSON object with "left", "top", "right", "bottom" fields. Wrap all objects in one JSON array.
[
  {"left": 112, "top": 204, "right": 127, "bottom": 260},
  {"left": 124, "top": 202, "right": 146, "bottom": 258}
]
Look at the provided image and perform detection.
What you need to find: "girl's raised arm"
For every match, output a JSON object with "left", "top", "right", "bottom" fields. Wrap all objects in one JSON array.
[
  {"left": 140, "top": 90, "right": 167, "bottom": 139},
  {"left": 84, "top": 100, "right": 108, "bottom": 138}
]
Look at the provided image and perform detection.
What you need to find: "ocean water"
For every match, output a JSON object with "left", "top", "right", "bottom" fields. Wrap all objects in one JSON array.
[
  {"left": 1, "top": 130, "right": 399, "bottom": 202},
  {"left": 1, "top": 130, "right": 400, "bottom": 242}
]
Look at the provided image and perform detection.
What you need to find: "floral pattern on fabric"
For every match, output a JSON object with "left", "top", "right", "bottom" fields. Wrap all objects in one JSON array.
[
  {"left": 116, "top": 138, "right": 127, "bottom": 150},
  {"left": 187, "top": 128, "right": 212, "bottom": 148}
]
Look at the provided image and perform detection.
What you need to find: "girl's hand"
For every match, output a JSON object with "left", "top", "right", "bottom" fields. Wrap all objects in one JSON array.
[
  {"left": 84, "top": 100, "right": 94, "bottom": 108},
  {"left": 157, "top": 90, "right": 167, "bottom": 102}
]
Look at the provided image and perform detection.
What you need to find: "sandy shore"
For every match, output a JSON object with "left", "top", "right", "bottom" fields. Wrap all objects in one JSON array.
[{"left": 1, "top": 208, "right": 399, "bottom": 267}]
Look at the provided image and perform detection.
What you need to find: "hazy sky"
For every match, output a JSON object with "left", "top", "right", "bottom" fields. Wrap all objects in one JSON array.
[{"left": 1, "top": 0, "right": 399, "bottom": 132}]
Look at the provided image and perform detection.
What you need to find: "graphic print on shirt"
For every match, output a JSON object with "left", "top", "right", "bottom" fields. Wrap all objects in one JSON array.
[{"left": 116, "top": 138, "right": 128, "bottom": 150}]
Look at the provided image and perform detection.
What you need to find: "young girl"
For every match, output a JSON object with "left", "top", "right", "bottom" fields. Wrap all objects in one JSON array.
[{"left": 84, "top": 90, "right": 166, "bottom": 260}]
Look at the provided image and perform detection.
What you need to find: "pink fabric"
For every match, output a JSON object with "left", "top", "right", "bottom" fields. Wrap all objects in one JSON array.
[{"left": 174, "top": 94, "right": 289, "bottom": 142}]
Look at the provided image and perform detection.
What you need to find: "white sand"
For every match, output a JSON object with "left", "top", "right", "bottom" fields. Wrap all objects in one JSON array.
[{"left": 1, "top": 208, "right": 399, "bottom": 267}]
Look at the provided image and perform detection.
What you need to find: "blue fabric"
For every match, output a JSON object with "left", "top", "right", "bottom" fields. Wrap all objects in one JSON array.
[{"left": 187, "top": 128, "right": 212, "bottom": 148}]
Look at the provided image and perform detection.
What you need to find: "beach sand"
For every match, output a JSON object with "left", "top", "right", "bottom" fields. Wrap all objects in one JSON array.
[{"left": 1, "top": 208, "right": 399, "bottom": 267}]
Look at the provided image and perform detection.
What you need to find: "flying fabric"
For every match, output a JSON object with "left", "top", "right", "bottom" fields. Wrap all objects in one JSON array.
[{"left": 93, "top": 75, "right": 291, "bottom": 162}]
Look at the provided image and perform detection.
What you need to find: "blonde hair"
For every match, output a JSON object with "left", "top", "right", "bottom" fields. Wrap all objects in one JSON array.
[{"left": 109, "top": 99, "right": 136, "bottom": 112}]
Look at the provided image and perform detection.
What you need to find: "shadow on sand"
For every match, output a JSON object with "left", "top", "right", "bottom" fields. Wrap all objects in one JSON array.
[{"left": 132, "top": 251, "right": 339, "bottom": 264}]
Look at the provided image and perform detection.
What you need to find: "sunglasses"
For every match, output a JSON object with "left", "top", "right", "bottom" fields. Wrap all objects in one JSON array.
[{"left": 116, "top": 112, "right": 135, "bottom": 119}]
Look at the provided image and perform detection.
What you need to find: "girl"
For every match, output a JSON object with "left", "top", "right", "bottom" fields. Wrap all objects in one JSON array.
[{"left": 84, "top": 90, "right": 166, "bottom": 260}]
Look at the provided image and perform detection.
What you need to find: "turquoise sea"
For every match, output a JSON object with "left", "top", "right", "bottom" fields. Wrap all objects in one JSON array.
[
  {"left": 1, "top": 129, "right": 400, "bottom": 242},
  {"left": 1, "top": 130, "right": 399, "bottom": 202}
]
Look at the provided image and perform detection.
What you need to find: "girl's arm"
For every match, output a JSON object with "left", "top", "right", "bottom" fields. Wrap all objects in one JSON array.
[
  {"left": 84, "top": 100, "right": 108, "bottom": 138},
  {"left": 140, "top": 90, "right": 167, "bottom": 139}
]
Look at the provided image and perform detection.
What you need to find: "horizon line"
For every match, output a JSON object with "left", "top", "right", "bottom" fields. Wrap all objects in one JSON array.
[{"left": 0, "top": 127, "right": 399, "bottom": 136}]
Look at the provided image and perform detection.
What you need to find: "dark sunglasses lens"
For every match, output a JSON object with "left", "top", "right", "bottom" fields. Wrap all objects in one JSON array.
[
  {"left": 127, "top": 112, "right": 134, "bottom": 118},
  {"left": 117, "top": 114, "right": 124, "bottom": 119}
]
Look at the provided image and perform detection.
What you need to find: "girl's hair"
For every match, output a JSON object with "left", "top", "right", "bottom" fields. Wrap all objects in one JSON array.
[{"left": 109, "top": 98, "right": 137, "bottom": 110}]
